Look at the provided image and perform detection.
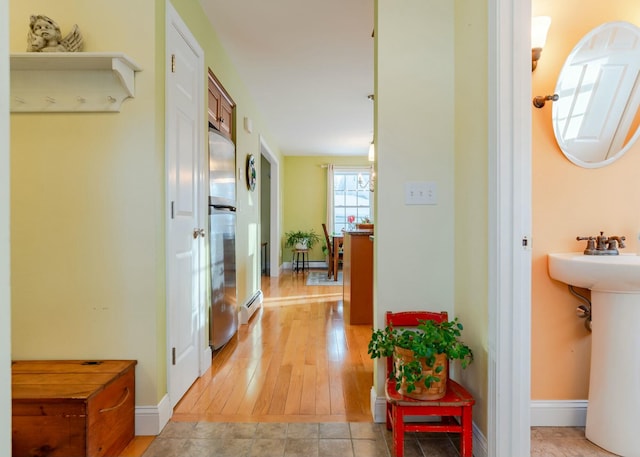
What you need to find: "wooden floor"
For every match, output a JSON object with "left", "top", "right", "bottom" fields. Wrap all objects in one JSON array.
[
  {"left": 119, "top": 269, "right": 374, "bottom": 455},
  {"left": 172, "top": 269, "right": 374, "bottom": 423}
]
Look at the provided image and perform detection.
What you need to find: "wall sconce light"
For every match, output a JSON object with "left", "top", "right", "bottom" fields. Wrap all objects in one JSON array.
[
  {"left": 533, "top": 93, "right": 558, "bottom": 108},
  {"left": 532, "top": 16, "right": 552, "bottom": 72},
  {"left": 368, "top": 141, "right": 375, "bottom": 162}
]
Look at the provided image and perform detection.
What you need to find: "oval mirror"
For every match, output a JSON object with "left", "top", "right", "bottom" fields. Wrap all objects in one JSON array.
[{"left": 552, "top": 21, "right": 640, "bottom": 168}]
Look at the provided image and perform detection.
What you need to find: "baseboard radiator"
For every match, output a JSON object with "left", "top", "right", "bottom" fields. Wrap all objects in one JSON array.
[{"left": 240, "top": 289, "right": 263, "bottom": 324}]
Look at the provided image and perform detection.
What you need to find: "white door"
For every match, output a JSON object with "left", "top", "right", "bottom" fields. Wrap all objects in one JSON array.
[{"left": 166, "top": 4, "right": 206, "bottom": 408}]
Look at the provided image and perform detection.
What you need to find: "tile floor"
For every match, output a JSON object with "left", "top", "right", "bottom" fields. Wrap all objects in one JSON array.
[
  {"left": 141, "top": 422, "right": 619, "bottom": 457},
  {"left": 530, "top": 427, "right": 618, "bottom": 457},
  {"left": 141, "top": 421, "right": 463, "bottom": 457}
]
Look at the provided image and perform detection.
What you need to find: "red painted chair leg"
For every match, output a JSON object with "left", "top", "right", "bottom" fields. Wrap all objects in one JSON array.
[
  {"left": 386, "top": 402, "right": 392, "bottom": 430},
  {"left": 460, "top": 405, "right": 473, "bottom": 457},
  {"left": 392, "top": 406, "right": 404, "bottom": 457}
]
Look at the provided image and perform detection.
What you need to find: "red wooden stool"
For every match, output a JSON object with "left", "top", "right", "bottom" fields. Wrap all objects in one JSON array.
[{"left": 384, "top": 311, "right": 475, "bottom": 457}]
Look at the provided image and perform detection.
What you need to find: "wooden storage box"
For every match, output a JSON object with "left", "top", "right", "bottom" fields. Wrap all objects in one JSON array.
[{"left": 12, "top": 360, "right": 136, "bottom": 457}]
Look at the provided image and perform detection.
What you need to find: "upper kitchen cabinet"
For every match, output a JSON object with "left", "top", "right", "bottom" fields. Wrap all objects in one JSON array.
[{"left": 208, "top": 69, "right": 234, "bottom": 139}]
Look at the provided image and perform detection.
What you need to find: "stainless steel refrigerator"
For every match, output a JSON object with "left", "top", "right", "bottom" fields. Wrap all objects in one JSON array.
[{"left": 208, "top": 127, "right": 237, "bottom": 350}]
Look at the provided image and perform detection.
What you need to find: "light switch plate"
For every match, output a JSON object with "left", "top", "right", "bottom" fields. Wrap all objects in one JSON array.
[{"left": 405, "top": 181, "right": 437, "bottom": 205}]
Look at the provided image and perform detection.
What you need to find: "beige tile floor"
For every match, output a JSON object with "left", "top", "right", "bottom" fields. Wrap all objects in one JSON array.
[
  {"left": 531, "top": 427, "right": 619, "bottom": 457},
  {"left": 141, "top": 423, "right": 619, "bottom": 457},
  {"left": 141, "top": 421, "right": 462, "bottom": 457}
]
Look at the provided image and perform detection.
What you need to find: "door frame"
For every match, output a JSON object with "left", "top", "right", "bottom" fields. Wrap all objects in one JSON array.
[
  {"left": 488, "top": 0, "right": 532, "bottom": 456},
  {"left": 0, "top": 0, "right": 11, "bottom": 452},
  {"left": 259, "top": 135, "right": 281, "bottom": 276},
  {"left": 165, "top": 1, "right": 210, "bottom": 409}
]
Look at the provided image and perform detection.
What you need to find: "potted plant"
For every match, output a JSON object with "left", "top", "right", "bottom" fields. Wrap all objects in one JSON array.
[
  {"left": 284, "top": 229, "right": 321, "bottom": 250},
  {"left": 368, "top": 317, "right": 473, "bottom": 400},
  {"left": 356, "top": 217, "right": 373, "bottom": 230}
]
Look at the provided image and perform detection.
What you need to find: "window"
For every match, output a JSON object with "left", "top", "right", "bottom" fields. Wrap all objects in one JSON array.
[{"left": 331, "top": 167, "right": 372, "bottom": 233}]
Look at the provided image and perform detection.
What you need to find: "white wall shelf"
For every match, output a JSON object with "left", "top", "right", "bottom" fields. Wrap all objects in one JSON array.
[{"left": 10, "top": 52, "right": 142, "bottom": 113}]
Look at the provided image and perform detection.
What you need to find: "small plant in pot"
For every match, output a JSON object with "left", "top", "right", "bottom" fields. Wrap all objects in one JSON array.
[
  {"left": 284, "top": 229, "right": 321, "bottom": 250},
  {"left": 368, "top": 317, "right": 473, "bottom": 400}
]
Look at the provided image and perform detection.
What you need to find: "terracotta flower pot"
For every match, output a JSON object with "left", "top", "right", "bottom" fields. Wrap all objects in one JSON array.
[{"left": 394, "top": 347, "right": 448, "bottom": 400}]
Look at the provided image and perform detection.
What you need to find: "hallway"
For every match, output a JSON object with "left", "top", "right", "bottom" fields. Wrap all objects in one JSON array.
[
  {"left": 120, "top": 271, "right": 617, "bottom": 457},
  {"left": 171, "top": 271, "right": 373, "bottom": 423}
]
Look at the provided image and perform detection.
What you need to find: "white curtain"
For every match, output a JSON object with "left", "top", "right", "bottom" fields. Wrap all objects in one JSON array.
[{"left": 326, "top": 164, "right": 334, "bottom": 234}]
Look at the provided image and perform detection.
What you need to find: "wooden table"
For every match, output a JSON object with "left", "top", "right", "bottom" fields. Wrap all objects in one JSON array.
[{"left": 332, "top": 235, "right": 343, "bottom": 281}]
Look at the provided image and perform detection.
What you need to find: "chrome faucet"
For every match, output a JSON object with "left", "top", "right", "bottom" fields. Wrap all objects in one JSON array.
[{"left": 577, "top": 232, "right": 626, "bottom": 255}]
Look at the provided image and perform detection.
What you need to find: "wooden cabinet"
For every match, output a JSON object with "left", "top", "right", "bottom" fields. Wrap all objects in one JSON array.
[
  {"left": 208, "top": 69, "right": 235, "bottom": 139},
  {"left": 12, "top": 360, "right": 136, "bottom": 457},
  {"left": 343, "top": 231, "right": 374, "bottom": 325}
]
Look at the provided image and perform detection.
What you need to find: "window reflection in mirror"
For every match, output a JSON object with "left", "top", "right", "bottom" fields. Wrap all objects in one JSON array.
[{"left": 552, "top": 21, "right": 640, "bottom": 168}]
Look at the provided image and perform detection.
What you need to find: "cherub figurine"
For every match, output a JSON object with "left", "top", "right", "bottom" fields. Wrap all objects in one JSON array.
[{"left": 27, "top": 15, "right": 83, "bottom": 52}]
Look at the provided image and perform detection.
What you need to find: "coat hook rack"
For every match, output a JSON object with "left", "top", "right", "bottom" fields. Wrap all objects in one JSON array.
[{"left": 10, "top": 53, "right": 142, "bottom": 113}]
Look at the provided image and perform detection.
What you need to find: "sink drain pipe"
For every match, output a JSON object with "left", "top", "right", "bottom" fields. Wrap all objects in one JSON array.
[{"left": 568, "top": 285, "right": 592, "bottom": 331}]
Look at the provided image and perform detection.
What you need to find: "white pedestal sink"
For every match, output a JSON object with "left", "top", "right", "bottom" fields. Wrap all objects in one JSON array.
[{"left": 548, "top": 253, "right": 640, "bottom": 457}]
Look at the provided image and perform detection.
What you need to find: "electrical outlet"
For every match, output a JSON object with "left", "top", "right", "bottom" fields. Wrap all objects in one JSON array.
[{"left": 405, "top": 181, "right": 437, "bottom": 205}]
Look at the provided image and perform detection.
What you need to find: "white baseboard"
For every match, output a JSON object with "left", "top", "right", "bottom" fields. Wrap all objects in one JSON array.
[
  {"left": 530, "top": 400, "right": 587, "bottom": 427},
  {"left": 472, "top": 422, "right": 488, "bottom": 457},
  {"left": 135, "top": 394, "right": 172, "bottom": 435},
  {"left": 283, "top": 261, "right": 328, "bottom": 270},
  {"left": 371, "top": 387, "right": 386, "bottom": 423},
  {"left": 200, "top": 344, "right": 212, "bottom": 375},
  {"left": 370, "top": 388, "right": 488, "bottom": 457}
]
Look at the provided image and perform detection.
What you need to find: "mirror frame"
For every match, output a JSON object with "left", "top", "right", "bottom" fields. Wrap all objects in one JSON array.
[{"left": 552, "top": 21, "right": 640, "bottom": 169}]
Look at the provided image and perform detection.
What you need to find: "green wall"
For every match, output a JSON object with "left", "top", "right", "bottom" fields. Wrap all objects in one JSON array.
[
  {"left": 375, "top": 0, "right": 489, "bottom": 437},
  {"left": 283, "top": 156, "right": 370, "bottom": 262},
  {"left": 454, "top": 0, "right": 490, "bottom": 436}
]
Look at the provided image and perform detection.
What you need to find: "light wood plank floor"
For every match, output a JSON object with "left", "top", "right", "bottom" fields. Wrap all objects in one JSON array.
[
  {"left": 120, "top": 269, "right": 373, "bottom": 455},
  {"left": 172, "top": 269, "right": 374, "bottom": 423},
  {"left": 119, "top": 271, "right": 617, "bottom": 456}
]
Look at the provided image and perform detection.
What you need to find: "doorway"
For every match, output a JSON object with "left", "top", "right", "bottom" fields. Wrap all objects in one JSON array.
[{"left": 259, "top": 135, "right": 281, "bottom": 277}]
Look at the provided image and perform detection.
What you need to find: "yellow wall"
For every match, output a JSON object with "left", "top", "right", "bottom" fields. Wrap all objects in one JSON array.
[
  {"left": 10, "top": 0, "right": 166, "bottom": 406},
  {"left": 374, "top": 0, "right": 489, "bottom": 437},
  {"left": 375, "top": 0, "right": 455, "bottom": 323},
  {"left": 454, "top": 0, "right": 489, "bottom": 435},
  {"left": 283, "top": 156, "right": 370, "bottom": 262},
  {"left": 531, "top": 0, "right": 640, "bottom": 399},
  {"left": 9, "top": 0, "right": 282, "bottom": 409}
]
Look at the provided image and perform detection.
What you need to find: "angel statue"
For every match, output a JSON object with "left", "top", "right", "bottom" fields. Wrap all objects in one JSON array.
[{"left": 27, "top": 15, "right": 83, "bottom": 52}]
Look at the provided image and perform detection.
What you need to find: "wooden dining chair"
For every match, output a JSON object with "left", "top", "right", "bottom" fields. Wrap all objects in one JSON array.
[
  {"left": 321, "top": 223, "right": 342, "bottom": 279},
  {"left": 384, "top": 311, "right": 475, "bottom": 457}
]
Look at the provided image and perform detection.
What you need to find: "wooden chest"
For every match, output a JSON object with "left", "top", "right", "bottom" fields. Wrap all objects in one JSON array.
[{"left": 12, "top": 360, "right": 136, "bottom": 457}]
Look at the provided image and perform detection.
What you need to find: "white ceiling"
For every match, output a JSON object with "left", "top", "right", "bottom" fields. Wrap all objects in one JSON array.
[{"left": 199, "top": 0, "right": 374, "bottom": 157}]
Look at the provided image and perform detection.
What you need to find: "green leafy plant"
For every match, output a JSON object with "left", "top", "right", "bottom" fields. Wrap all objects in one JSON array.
[
  {"left": 284, "top": 229, "right": 321, "bottom": 250},
  {"left": 368, "top": 317, "right": 473, "bottom": 393}
]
